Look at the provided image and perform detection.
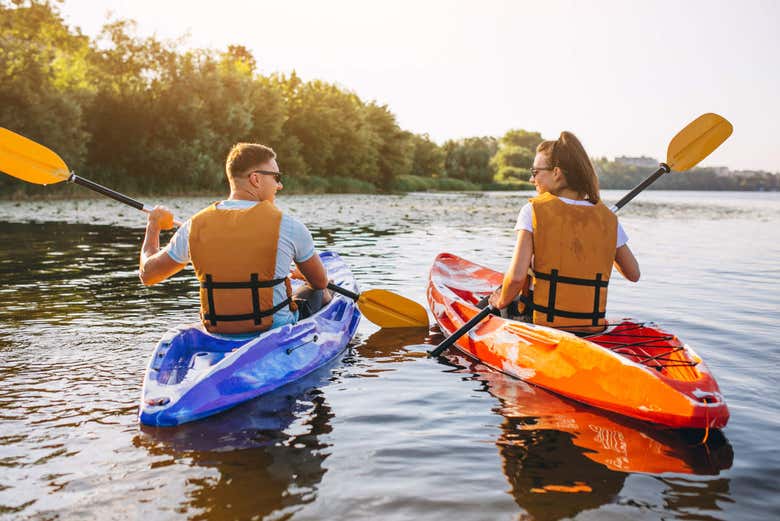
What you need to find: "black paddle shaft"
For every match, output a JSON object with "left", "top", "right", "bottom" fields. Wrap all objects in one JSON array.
[
  {"left": 327, "top": 282, "right": 360, "bottom": 301},
  {"left": 429, "top": 305, "right": 495, "bottom": 357},
  {"left": 69, "top": 174, "right": 145, "bottom": 211},
  {"left": 612, "top": 163, "right": 671, "bottom": 211}
]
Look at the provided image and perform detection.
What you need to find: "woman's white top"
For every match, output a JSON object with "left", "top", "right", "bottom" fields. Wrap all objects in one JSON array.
[{"left": 514, "top": 196, "right": 628, "bottom": 248}]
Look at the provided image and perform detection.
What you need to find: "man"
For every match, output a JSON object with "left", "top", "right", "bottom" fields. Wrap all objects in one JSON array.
[{"left": 139, "top": 142, "right": 330, "bottom": 334}]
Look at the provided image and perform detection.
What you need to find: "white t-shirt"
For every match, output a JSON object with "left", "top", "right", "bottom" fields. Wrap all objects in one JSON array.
[
  {"left": 164, "top": 200, "right": 316, "bottom": 327},
  {"left": 514, "top": 197, "right": 628, "bottom": 248}
]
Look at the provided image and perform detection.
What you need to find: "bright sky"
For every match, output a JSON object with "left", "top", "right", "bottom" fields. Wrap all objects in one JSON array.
[{"left": 60, "top": 0, "right": 780, "bottom": 172}]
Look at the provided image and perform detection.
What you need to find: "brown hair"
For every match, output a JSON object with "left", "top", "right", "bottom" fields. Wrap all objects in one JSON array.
[
  {"left": 225, "top": 143, "right": 276, "bottom": 180},
  {"left": 536, "top": 131, "right": 600, "bottom": 203}
]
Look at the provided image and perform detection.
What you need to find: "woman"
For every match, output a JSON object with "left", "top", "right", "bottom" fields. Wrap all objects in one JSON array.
[{"left": 488, "top": 131, "right": 640, "bottom": 330}]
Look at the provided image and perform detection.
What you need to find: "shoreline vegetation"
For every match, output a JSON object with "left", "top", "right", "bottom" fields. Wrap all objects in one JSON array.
[{"left": 2, "top": 1, "right": 778, "bottom": 200}]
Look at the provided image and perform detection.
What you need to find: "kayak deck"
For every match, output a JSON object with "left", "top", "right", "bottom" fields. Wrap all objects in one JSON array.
[{"left": 428, "top": 252, "right": 729, "bottom": 429}]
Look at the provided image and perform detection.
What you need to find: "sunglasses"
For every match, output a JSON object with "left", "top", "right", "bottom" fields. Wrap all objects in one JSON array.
[
  {"left": 250, "top": 170, "right": 283, "bottom": 183},
  {"left": 529, "top": 167, "right": 554, "bottom": 178}
]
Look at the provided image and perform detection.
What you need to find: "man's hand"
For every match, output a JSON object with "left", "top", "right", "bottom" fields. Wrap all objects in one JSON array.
[
  {"left": 148, "top": 205, "right": 175, "bottom": 231},
  {"left": 139, "top": 206, "right": 185, "bottom": 286},
  {"left": 290, "top": 265, "right": 305, "bottom": 280}
]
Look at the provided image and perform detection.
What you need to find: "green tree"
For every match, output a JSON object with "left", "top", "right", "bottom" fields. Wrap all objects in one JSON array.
[
  {"left": 363, "top": 103, "right": 412, "bottom": 189},
  {"left": 443, "top": 137, "right": 498, "bottom": 184},
  {"left": 0, "top": 0, "right": 92, "bottom": 182},
  {"left": 409, "top": 133, "right": 444, "bottom": 177},
  {"left": 501, "top": 129, "right": 543, "bottom": 151},
  {"left": 490, "top": 129, "right": 542, "bottom": 182}
]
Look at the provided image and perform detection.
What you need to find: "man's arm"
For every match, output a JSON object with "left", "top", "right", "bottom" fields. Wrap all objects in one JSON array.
[
  {"left": 139, "top": 206, "right": 187, "bottom": 286},
  {"left": 295, "top": 254, "right": 328, "bottom": 290}
]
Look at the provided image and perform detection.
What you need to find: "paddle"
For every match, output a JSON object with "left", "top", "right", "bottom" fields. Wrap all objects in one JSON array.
[
  {"left": 429, "top": 113, "right": 733, "bottom": 357},
  {"left": 327, "top": 283, "right": 429, "bottom": 328},
  {"left": 0, "top": 127, "right": 183, "bottom": 226},
  {"left": 0, "top": 127, "right": 430, "bottom": 329}
]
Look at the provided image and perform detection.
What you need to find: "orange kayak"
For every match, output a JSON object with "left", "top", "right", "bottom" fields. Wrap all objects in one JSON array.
[{"left": 427, "top": 253, "right": 729, "bottom": 429}]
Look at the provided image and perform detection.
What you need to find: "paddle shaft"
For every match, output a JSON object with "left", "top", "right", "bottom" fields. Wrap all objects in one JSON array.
[
  {"left": 327, "top": 282, "right": 360, "bottom": 301},
  {"left": 428, "top": 306, "right": 494, "bottom": 357},
  {"left": 69, "top": 173, "right": 182, "bottom": 226},
  {"left": 70, "top": 174, "right": 145, "bottom": 210},
  {"left": 610, "top": 163, "right": 671, "bottom": 212}
]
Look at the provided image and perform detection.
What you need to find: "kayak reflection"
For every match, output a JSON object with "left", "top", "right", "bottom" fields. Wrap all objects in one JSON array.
[
  {"left": 444, "top": 352, "right": 733, "bottom": 520},
  {"left": 483, "top": 367, "right": 734, "bottom": 475},
  {"left": 134, "top": 355, "right": 343, "bottom": 520}
]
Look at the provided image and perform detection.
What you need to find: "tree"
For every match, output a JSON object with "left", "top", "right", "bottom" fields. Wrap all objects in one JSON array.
[
  {"left": 0, "top": 0, "right": 92, "bottom": 178},
  {"left": 409, "top": 133, "right": 444, "bottom": 177},
  {"left": 490, "top": 129, "right": 542, "bottom": 182},
  {"left": 443, "top": 137, "right": 498, "bottom": 184},
  {"left": 363, "top": 103, "right": 412, "bottom": 189},
  {"left": 501, "top": 129, "right": 542, "bottom": 151}
]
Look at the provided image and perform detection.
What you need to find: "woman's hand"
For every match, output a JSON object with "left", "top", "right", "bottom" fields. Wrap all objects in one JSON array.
[
  {"left": 147, "top": 205, "right": 175, "bottom": 231},
  {"left": 488, "top": 286, "right": 505, "bottom": 309}
]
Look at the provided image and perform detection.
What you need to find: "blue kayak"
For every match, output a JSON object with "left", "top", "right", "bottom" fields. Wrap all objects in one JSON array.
[{"left": 139, "top": 251, "right": 361, "bottom": 426}]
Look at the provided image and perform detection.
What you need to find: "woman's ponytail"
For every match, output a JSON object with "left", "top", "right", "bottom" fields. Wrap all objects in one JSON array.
[{"left": 537, "top": 131, "right": 600, "bottom": 203}]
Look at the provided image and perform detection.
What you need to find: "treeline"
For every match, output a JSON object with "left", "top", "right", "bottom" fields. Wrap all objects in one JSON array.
[
  {"left": 2, "top": 1, "right": 775, "bottom": 198},
  {"left": 0, "top": 0, "right": 537, "bottom": 197},
  {"left": 594, "top": 159, "right": 780, "bottom": 191}
]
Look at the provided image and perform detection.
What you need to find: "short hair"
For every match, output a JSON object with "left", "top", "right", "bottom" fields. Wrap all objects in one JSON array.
[{"left": 225, "top": 143, "right": 276, "bottom": 179}]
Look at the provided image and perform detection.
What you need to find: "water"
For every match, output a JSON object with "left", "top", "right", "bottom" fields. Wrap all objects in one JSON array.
[{"left": 0, "top": 190, "right": 778, "bottom": 520}]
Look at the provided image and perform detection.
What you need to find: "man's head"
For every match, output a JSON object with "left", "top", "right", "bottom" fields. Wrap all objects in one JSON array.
[{"left": 225, "top": 143, "right": 283, "bottom": 202}]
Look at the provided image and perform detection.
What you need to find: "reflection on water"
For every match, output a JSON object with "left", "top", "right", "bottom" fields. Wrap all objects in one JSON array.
[
  {"left": 0, "top": 191, "right": 777, "bottom": 520},
  {"left": 136, "top": 361, "right": 339, "bottom": 520},
  {"left": 435, "top": 346, "right": 733, "bottom": 520}
]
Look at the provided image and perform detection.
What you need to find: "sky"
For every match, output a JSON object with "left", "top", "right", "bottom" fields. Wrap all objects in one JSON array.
[{"left": 58, "top": 0, "right": 780, "bottom": 172}]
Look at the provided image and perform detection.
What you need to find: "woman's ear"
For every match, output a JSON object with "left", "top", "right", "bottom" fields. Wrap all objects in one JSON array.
[{"left": 552, "top": 167, "right": 569, "bottom": 190}]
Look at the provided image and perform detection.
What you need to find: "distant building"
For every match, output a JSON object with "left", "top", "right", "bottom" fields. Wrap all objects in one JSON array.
[{"left": 614, "top": 156, "right": 658, "bottom": 168}]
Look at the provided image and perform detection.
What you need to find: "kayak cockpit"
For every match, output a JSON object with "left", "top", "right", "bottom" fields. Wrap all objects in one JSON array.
[
  {"left": 440, "top": 281, "right": 704, "bottom": 383},
  {"left": 581, "top": 321, "right": 703, "bottom": 382},
  {"left": 151, "top": 328, "right": 241, "bottom": 385}
]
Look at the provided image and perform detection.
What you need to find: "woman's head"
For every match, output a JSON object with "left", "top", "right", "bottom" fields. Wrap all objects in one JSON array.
[{"left": 533, "top": 131, "right": 600, "bottom": 203}]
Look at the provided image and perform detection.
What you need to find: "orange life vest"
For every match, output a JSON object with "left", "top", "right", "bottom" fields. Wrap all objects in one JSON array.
[
  {"left": 528, "top": 192, "right": 617, "bottom": 329},
  {"left": 189, "top": 201, "right": 295, "bottom": 334}
]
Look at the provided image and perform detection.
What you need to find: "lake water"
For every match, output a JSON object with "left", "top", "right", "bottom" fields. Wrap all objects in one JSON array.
[{"left": 0, "top": 190, "right": 778, "bottom": 520}]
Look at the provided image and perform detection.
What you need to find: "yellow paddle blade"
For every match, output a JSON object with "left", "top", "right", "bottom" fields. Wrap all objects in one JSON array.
[
  {"left": 357, "top": 289, "right": 429, "bottom": 328},
  {"left": 0, "top": 127, "right": 71, "bottom": 185},
  {"left": 666, "top": 113, "right": 733, "bottom": 171}
]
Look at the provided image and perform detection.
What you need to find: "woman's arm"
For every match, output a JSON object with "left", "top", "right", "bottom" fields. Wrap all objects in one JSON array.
[
  {"left": 490, "top": 230, "right": 533, "bottom": 309},
  {"left": 614, "top": 244, "right": 640, "bottom": 282}
]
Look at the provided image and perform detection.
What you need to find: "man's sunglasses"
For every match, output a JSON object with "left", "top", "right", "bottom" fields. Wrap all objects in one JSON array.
[{"left": 250, "top": 170, "right": 283, "bottom": 183}]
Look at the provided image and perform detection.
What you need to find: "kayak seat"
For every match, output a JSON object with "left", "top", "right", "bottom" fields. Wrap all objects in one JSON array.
[{"left": 156, "top": 328, "right": 243, "bottom": 385}]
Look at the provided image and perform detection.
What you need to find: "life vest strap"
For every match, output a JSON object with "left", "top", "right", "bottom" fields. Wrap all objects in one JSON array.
[
  {"left": 532, "top": 269, "right": 609, "bottom": 326},
  {"left": 200, "top": 275, "right": 287, "bottom": 289},
  {"left": 534, "top": 270, "right": 610, "bottom": 288},
  {"left": 202, "top": 273, "right": 289, "bottom": 326},
  {"left": 527, "top": 304, "right": 606, "bottom": 321},
  {"left": 202, "top": 297, "right": 293, "bottom": 323}
]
